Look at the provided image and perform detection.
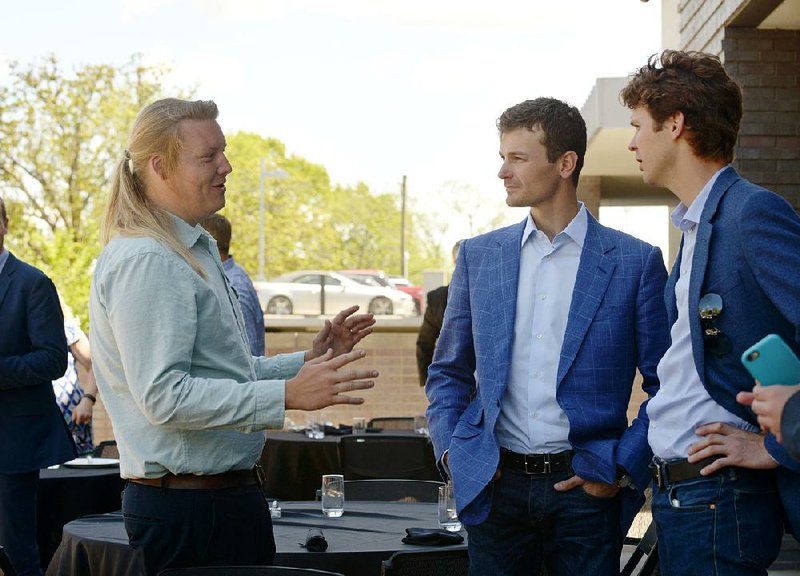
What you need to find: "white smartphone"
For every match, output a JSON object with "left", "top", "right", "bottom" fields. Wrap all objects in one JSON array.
[{"left": 741, "top": 334, "right": 800, "bottom": 386}]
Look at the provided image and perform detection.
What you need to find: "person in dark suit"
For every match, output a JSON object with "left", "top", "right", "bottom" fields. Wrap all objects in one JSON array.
[
  {"left": 416, "top": 240, "right": 462, "bottom": 386},
  {"left": 622, "top": 49, "right": 800, "bottom": 575},
  {"left": 0, "top": 196, "right": 76, "bottom": 576},
  {"left": 425, "top": 98, "right": 670, "bottom": 575}
]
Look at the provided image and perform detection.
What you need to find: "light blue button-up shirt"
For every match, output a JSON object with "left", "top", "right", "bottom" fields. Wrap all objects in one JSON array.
[
  {"left": 496, "top": 205, "right": 587, "bottom": 454},
  {"left": 648, "top": 167, "right": 756, "bottom": 460},
  {"left": 0, "top": 248, "right": 8, "bottom": 276},
  {"left": 89, "top": 215, "right": 304, "bottom": 479}
]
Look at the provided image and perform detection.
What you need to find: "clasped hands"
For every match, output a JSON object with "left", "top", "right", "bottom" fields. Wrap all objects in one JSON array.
[{"left": 286, "top": 306, "right": 378, "bottom": 411}]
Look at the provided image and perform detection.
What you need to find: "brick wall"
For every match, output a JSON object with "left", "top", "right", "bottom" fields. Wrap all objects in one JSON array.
[{"left": 724, "top": 28, "right": 800, "bottom": 210}]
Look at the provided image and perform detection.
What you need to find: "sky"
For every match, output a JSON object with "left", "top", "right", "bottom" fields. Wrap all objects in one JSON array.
[{"left": 0, "top": 0, "right": 664, "bottom": 254}]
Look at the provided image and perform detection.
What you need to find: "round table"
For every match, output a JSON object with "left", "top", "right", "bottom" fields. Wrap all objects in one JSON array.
[
  {"left": 38, "top": 464, "right": 125, "bottom": 569},
  {"left": 45, "top": 500, "right": 467, "bottom": 576}
]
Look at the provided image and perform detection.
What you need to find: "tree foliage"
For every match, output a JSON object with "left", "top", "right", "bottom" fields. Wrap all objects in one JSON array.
[{"left": 0, "top": 55, "right": 175, "bottom": 325}]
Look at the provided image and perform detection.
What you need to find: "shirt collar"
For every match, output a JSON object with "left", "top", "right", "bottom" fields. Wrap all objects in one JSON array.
[
  {"left": 521, "top": 202, "right": 588, "bottom": 249},
  {"left": 670, "top": 166, "right": 727, "bottom": 232},
  {"left": 168, "top": 213, "right": 207, "bottom": 249},
  {"left": 0, "top": 248, "right": 9, "bottom": 276}
]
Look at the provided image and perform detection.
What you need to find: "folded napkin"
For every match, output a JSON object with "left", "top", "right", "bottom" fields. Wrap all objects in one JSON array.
[
  {"left": 401, "top": 527, "right": 464, "bottom": 546},
  {"left": 324, "top": 424, "right": 351, "bottom": 436},
  {"left": 301, "top": 528, "right": 328, "bottom": 552}
]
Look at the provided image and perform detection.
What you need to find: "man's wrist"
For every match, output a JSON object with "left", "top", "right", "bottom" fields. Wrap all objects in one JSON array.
[{"left": 82, "top": 393, "right": 97, "bottom": 404}]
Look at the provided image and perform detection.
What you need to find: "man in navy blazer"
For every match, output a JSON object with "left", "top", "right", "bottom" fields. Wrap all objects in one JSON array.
[
  {"left": 0, "top": 196, "right": 75, "bottom": 576},
  {"left": 425, "top": 98, "right": 670, "bottom": 576},
  {"left": 623, "top": 50, "right": 800, "bottom": 575}
]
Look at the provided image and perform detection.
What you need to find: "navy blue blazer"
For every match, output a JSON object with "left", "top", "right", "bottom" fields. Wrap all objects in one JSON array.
[
  {"left": 667, "top": 166, "right": 800, "bottom": 534},
  {"left": 426, "top": 212, "right": 670, "bottom": 524},
  {"left": 0, "top": 252, "right": 76, "bottom": 474}
]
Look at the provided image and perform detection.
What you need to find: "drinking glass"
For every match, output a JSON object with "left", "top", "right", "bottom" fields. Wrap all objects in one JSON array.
[
  {"left": 413, "top": 414, "right": 428, "bottom": 435},
  {"left": 306, "top": 412, "right": 325, "bottom": 439},
  {"left": 352, "top": 416, "right": 366, "bottom": 435},
  {"left": 437, "top": 482, "right": 461, "bottom": 531},
  {"left": 321, "top": 474, "right": 345, "bottom": 517}
]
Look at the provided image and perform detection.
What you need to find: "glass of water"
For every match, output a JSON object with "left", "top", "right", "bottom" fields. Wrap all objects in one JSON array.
[
  {"left": 321, "top": 474, "right": 345, "bottom": 517},
  {"left": 438, "top": 482, "right": 462, "bottom": 531}
]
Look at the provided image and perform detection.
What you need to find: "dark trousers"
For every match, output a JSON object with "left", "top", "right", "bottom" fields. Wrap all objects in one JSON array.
[
  {"left": 0, "top": 470, "right": 42, "bottom": 576},
  {"left": 465, "top": 468, "right": 621, "bottom": 576},
  {"left": 652, "top": 466, "right": 782, "bottom": 576},
  {"left": 122, "top": 482, "right": 276, "bottom": 576}
]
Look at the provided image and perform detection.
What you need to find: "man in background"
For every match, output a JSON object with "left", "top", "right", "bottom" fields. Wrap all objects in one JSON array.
[
  {"left": 416, "top": 239, "right": 462, "bottom": 386},
  {"left": 202, "top": 213, "right": 266, "bottom": 356},
  {"left": 0, "top": 196, "right": 76, "bottom": 576}
]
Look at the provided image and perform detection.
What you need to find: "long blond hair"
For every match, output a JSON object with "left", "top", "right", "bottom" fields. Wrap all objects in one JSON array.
[{"left": 102, "top": 98, "right": 219, "bottom": 276}]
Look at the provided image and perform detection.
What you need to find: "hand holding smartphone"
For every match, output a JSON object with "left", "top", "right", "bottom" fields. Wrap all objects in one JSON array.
[{"left": 741, "top": 334, "right": 800, "bottom": 386}]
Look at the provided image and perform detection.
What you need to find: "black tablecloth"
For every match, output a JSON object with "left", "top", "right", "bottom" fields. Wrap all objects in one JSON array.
[
  {"left": 45, "top": 501, "right": 467, "bottom": 576},
  {"left": 259, "top": 431, "right": 439, "bottom": 501},
  {"left": 38, "top": 465, "right": 125, "bottom": 569}
]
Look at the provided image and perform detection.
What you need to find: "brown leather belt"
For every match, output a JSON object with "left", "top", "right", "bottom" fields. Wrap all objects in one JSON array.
[
  {"left": 650, "top": 456, "right": 721, "bottom": 488},
  {"left": 500, "top": 448, "right": 573, "bottom": 475},
  {"left": 129, "top": 468, "right": 259, "bottom": 490}
]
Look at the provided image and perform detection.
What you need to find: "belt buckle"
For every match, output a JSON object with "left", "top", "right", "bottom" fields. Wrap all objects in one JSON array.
[
  {"left": 650, "top": 461, "right": 666, "bottom": 488},
  {"left": 525, "top": 454, "right": 550, "bottom": 475}
]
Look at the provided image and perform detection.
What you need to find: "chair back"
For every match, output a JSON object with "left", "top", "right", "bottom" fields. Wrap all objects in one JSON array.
[
  {"left": 381, "top": 549, "right": 468, "bottom": 576},
  {"left": 158, "top": 566, "right": 344, "bottom": 576},
  {"left": 0, "top": 545, "right": 17, "bottom": 576},
  {"left": 620, "top": 521, "right": 659, "bottom": 576},
  {"left": 343, "top": 479, "right": 444, "bottom": 503},
  {"left": 338, "top": 435, "right": 438, "bottom": 480},
  {"left": 367, "top": 417, "right": 415, "bottom": 431},
  {"left": 93, "top": 440, "right": 119, "bottom": 459}
]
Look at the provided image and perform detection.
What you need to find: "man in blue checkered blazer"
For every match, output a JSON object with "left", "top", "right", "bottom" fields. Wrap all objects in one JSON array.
[{"left": 425, "top": 98, "right": 671, "bottom": 576}]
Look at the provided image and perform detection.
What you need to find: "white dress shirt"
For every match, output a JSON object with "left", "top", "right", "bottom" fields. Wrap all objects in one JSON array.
[
  {"left": 496, "top": 205, "right": 588, "bottom": 454},
  {"left": 647, "top": 168, "right": 757, "bottom": 460}
]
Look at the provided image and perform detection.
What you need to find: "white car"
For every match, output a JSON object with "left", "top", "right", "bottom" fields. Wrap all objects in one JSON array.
[{"left": 255, "top": 270, "right": 416, "bottom": 316}]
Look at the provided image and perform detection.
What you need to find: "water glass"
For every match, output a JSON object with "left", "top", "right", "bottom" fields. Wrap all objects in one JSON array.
[
  {"left": 437, "top": 482, "right": 461, "bottom": 532},
  {"left": 413, "top": 414, "right": 428, "bottom": 435},
  {"left": 306, "top": 413, "right": 325, "bottom": 439},
  {"left": 352, "top": 416, "right": 366, "bottom": 435},
  {"left": 321, "top": 474, "right": 345, "bottom": 517}
]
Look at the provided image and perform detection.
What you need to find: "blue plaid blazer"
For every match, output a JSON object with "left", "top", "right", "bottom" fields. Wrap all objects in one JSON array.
[{"left": 426, "top": 211, "right": 670, "bottom": 524}]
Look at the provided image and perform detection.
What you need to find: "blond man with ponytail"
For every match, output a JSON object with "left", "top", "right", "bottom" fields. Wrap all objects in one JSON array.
[{"left": 90, "top": 98, "right": 377, "bottom": 575}]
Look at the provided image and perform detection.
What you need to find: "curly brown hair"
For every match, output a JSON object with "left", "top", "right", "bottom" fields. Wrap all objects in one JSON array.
[{"left": 620, "top": 50, "right": 742, "bottom": 163}]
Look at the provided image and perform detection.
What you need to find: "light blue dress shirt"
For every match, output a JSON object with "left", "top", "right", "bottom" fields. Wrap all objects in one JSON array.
[
  {"left": 89, "top": 215, "right": 304, "bottom": 479},
  {"left": 648, "top": 167, "right": 756, "bottom": 460},
  {"left": 496, "top": 205, "right": 588, "bottom": 454}
]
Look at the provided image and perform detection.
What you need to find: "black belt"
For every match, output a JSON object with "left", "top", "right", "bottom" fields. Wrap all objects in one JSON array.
[
  {"left": 650, "top": 456, "right": 721, "bottom": 488},
  {"left": 500, "top": 449, "right": 573, "bottom": 475}
]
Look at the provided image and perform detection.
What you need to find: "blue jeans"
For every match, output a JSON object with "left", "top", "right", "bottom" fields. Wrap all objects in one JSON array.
[
  {"left": 122, "top": 482, "right": 275, "bottom": 576},
  {"left": 0, "top": 471, "right": 42, "bottom": 576},
  {"left": 465, "top": 468, "right": 621, "bottom": 576},
  {"left": 652, "top": 466, "right": 783, "bottom": 576}
]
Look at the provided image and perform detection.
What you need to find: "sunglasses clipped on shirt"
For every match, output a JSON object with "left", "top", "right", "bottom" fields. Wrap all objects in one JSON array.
[{"left": 699, "top": 292, "right": 733, "bottom": 356}]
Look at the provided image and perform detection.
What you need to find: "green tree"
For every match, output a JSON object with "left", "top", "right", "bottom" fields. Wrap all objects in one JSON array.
[{"left": 0, "top": 55, "right": 175, "bottom": 325}]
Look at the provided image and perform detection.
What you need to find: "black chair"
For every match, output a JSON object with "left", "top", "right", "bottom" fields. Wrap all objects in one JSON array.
[
  {"left": 338, "top": 435, "right": 439, "bottom": 480},
  {"left": 381, "top": 549, "right": 468, "bottom": 576},
  {"left": 367, "top": 417, "right": 415, "bottom": 431},
  {"left": 92, "top": 440, "right": 119, "bottom": 459},
  {"left": 344, "top": 479, "right": 443, "bottom": 502},
  {"left": 0, "top": 545, "right": 17, "bottom": 576},
  {"left": 620, "top": 521, "right": 659, "bottom": 576},
  {"left": 158, "top": 567, "right": 344, "bottom": 576}
]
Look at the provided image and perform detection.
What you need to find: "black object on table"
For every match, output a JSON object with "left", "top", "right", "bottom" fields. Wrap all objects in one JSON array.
[
  {"left": 45, "top": 501, "right": 468, "bottom": 576},
  {"left": 38, "top": 464, "right": 125, "bottom": 570},
  {"left": 260, "top": 431, "right": 439, "bottom": 501}
]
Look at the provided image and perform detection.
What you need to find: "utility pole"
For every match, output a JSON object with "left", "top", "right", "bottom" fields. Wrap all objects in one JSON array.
[{"left": 400, "top": 175, "right": 407, "bottom": 278}]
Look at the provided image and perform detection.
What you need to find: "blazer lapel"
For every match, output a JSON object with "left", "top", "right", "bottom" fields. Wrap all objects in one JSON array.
[
  {"left": 0, "top": 253, "right": 16, "bottom": 310},
  {"left": 490, "top": 221, "right": 524, "bottom": 394},
  {"left": 557, "top": 215, "right": 616, "bottom": 384},
  {"left": 689, "top": 166, "right": 739, "bottom": 380}
]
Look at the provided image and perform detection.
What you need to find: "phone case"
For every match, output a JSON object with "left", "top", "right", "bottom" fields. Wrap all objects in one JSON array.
[{"left": 740, "top": 334, "right": 800, "bottom": 386}]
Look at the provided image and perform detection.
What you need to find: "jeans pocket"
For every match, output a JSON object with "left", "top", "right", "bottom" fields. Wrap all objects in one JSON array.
[{"left": 734, "top": 488, "right": 783, "bottom": 567}]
